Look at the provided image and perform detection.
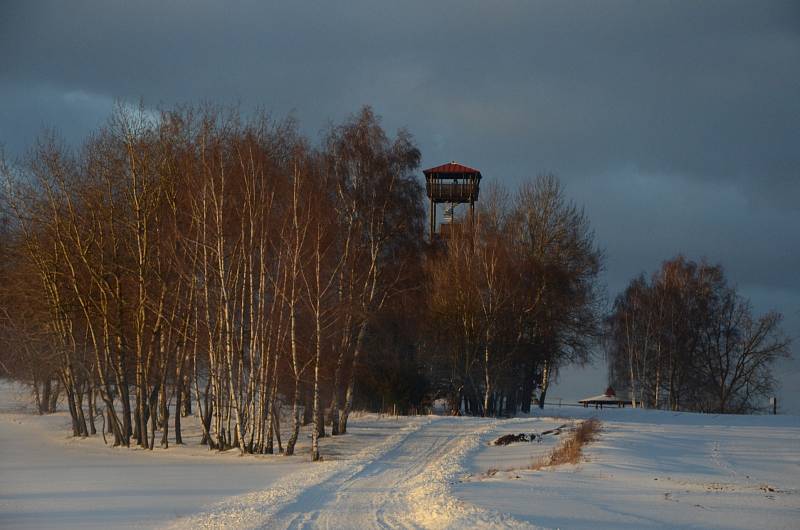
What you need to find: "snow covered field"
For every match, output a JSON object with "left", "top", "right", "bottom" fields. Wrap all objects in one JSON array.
[
  {"left": 456, "top": 409, "right": 800, "bottom": 529},
  {"left": 1, "top": 380, "right": 798, "bottom": 529}
]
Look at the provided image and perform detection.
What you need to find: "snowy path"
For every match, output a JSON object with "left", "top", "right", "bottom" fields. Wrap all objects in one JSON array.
[
  {"left": 270, "top": 419, "right": 455, "bottom": 529},
  {"left": 270, "top": 417, "right": 530, "bottom": 529},
  {"left": 179, "top": 417, "right": 530, "bottom": 529}
]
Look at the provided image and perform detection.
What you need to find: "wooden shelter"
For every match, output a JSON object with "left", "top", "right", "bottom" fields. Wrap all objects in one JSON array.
[
  {"left": 423, "top": 162, "right": 482, "bottom": 241},
  {"left": 578, "top": 386, "right": 633, "bottom": 409}
]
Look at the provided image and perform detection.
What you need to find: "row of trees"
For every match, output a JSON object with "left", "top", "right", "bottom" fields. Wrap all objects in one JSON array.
[
  {"left": 0, "top": 105, "right": 424, "bottom": 459},
  {"left": 606, "top": 256, "right": 790, "bottom": 413}
]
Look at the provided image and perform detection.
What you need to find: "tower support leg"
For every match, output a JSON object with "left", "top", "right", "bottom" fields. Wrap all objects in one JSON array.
[
  {"left": 470, "top": 200, "right": 475, "bottom": 226},
  {"left": 430, "top": 199, "right": 436, "bottom": 242}
]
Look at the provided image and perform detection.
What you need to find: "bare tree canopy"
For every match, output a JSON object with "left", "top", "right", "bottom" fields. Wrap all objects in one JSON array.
[
  {"left": 607, "top": 256, "right": 790, "bottom": 413},
  {"left": 425, "top": 175, "right": 604, "bottom": 416},
  {"left": 0, "top": 104, "right": 425, "bottom": 455}
]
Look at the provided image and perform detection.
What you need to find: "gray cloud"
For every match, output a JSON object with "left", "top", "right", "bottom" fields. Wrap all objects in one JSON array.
[{"left": 2, "top": 0, "right": 798, "bottom": 409}]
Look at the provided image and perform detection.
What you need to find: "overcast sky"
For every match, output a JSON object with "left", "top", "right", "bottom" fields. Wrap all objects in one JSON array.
[{"left": 2, "top": 0, "right": 798, "bottom": 411}]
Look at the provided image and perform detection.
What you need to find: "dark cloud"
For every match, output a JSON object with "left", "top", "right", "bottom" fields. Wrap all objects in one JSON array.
[{"left": 2, "top": 0, "right": 798, "bottom": 409}]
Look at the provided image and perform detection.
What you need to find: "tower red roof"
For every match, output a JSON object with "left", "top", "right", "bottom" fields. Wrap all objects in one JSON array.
[{"left": 423, "top": 161, "right": 482, "bottom": 177}]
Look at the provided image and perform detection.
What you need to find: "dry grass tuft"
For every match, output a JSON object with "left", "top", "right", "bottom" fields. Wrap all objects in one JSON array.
[{"left": 531, "top": 418, "right": 600, "bottom": 470}]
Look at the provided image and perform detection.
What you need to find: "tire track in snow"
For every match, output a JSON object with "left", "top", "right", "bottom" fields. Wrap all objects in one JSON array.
[
  {"left": 405, "top": 419, "right": 537, "bottom": 529},
  {"left": 271, "top": 417, "right": 536, "bottom": 529},
  {"left": 169, "top": 417, "right": 537, "bottom": 529},
  {"left": 165, "top": 417, "right": 429, "bottom": 530},
  {"left": 272, "top": 417, "right": 454, "bottom": 529}
]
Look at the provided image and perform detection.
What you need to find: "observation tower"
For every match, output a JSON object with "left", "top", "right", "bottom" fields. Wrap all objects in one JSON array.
[{"left": 423, "top": 161, "right": 482, "bottom": 241}]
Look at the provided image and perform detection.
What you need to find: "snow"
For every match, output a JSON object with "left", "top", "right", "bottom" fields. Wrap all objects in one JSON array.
[
  {"left": 170, "top": 416, "right": 431, "bottom": 529},
  {"left": 1, "top": 380, "right": 799, "bottom": 529},
  {"left": 462, "top": 418, "right": 569, "bottom": 475},
  {"left": 455, "top": 407, "right": 800, "bottom": 529},
  {"left": 0, "top": 380, "right": 422, "bottom": 529},
  {"left": 175, "top": 417, "right": 527, "bottom": 529}
]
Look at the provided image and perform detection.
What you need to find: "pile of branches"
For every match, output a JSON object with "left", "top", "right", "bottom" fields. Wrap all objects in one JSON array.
[{"left": 492, "top": 423, "right": 569, "bottom": 446}]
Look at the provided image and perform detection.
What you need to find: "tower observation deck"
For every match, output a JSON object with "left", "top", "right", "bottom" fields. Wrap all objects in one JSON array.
[{"left": 423, "top": 161, "right": 482, "bottom": 241}]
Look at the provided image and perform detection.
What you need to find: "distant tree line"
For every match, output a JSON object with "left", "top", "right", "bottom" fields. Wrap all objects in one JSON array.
[
  {"left": 0, "top": 103, "right": 789, "bottom": 459},
  {"left": 606, "top": 256, "right": 790, "bottom": 413}
]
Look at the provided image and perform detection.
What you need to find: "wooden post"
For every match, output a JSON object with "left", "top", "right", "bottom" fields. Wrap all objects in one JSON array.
[
  {"left": 470, "top": 199, "right": 475, "bottom": 227},
  {"left": 429, "top": 198, "right": 436, "bottom": 242}
]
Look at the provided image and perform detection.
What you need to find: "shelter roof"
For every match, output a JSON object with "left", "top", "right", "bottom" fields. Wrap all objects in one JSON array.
[{"left": 579, "top": 394, "right": 629, "bottom": 403}]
